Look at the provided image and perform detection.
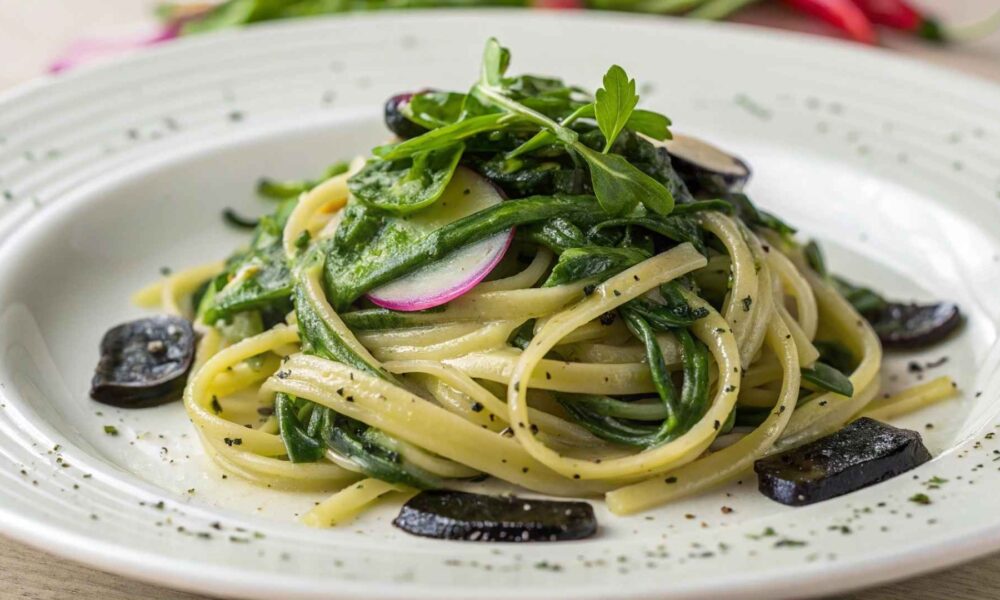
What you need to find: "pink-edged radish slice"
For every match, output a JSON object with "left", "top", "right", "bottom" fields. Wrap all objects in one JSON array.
[{"left": 367, "top": 167, "right": 513, "bottom": 312}]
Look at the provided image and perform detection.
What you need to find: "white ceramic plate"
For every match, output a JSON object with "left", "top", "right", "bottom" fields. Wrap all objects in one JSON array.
[{"left": 2, "top": 11, "right": 1000, "bottom": 600}]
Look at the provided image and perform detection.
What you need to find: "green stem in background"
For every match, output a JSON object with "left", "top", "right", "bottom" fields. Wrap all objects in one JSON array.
[
  {"left": 688, "top": 0, "right": 762, "bottom": 19},
  {"left": 629, "top": 0, "right": 707, "bottom": 14}
]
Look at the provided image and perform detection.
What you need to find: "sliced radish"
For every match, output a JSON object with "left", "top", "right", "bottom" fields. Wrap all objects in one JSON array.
[{"left": 366, "top": 167, "right": 513, "bottom": 312}]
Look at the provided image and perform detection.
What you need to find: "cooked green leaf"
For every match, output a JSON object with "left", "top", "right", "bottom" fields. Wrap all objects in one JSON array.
[
  {"left": 587, "top": 213, "right": 705, "bottom": 254},
  {"left": 543, "top": 246, "right": 650, "bottom": 287},
  {"left": 626, "top": 109, "right": 672, "bottom": 141},
  {"left": 257, "top": 161, "right": 350, "bottom": 199},
  {"left": 323, "top": 195, "right": 605, "bottom": 310},
  {"left": 801, "top": 361, "right": 854, "bottom": 397},
  {"left": 275, "top": 393, "right": 325, "bottom": 463},
  {"left": 403, "top": 91, "right": 467, "bottom": 128},
  {"left": 348, "top": 143, "right": 463, "bottom": 215},
  {"left": 576, "top": 144, "right": 674, "bottom": 216},
  {"left": 374, "top": 113, "right": 508, "bottom": 160},
  {"left": 804, "top": 239, "right": 827, "bottom": 277},
  {"left": 481, "top": 37, "right": 511, "bottom": 88},
  {"left": 201, "top": 198, "right": 297, "bottom": 324}
]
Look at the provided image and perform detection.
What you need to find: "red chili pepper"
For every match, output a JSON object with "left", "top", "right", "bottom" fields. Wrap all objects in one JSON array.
[
  {"left": 784, "top": 0, "right": 879, "bottom": 44},
  {"left": 849, "top": 0, "right": 943, "bottom": 42}
]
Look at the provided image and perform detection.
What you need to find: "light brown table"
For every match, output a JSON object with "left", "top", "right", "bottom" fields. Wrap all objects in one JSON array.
[{"left": 2, "top": 1, "right": 999, "bottom": 599}]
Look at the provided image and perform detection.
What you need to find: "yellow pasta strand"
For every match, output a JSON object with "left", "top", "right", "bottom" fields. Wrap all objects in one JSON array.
[{"left": 860, "top": 376, "right": 958, "bottom": 422}]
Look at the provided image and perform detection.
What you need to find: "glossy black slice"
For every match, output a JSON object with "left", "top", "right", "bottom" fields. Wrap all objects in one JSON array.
[
  {"left": 384, "top": 92, "right": 427, "bottom": 140},
  {"left": 90, "top": 316, "right": 195, "bottom": 407},
  {"left": 754, "top": 418, "right": 932, "bottom": 506},
  {"left": 663, "top": 134, "right": 751, "bottom": 195},
  {"left": 393, "top": 490, "right": 597, "bottom": 542},
  {"left": 868, "top": 301, "right": 962, "bottom": 349}
]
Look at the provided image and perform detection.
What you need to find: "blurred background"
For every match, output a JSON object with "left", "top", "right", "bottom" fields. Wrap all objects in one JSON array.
[{"left": 0, "top": 0, "right": 998, "bottom": 92}]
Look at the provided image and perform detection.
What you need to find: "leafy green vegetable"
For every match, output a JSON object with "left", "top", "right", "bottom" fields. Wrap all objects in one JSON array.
[
  {"left": 562, "top": 395, "right": 668, "bottom": 421},
  {"left": 506, "top": 105, "right": 670, "bottom": 160},
  {"left": 322, "top": 194, "right": 605, "bottom": 310},
  {"left": 624, "top": 109, "right": 672, "bottom": 141},
  {"left": 374, "top": 114, "right": 509, "bottom": 160},
  {"left": 289, "top": 255, "right": 442, "bottom": 485},
  {"left": 722, "top": 193, "right": 796, "bottom": 236},
  {"left": 222, "top": 207, "right": 259, "bottom": 229},
  {"left": 801, "top": 361, "right": 854, "bottom": 397},
  {"left": 201, "top": 198, "right": 297, "bottom": 324},
  {"left": 361, "top": 40, "right": 679, "bottom": 218},
  {"left": 804, "top": 239, "right": 827, "bottom": 277},
  {"left": 814, "top": 340, "right": 855, "bottom": 374},
  {"left": 216, "top": 310, "right": 264, "bottom": 345},
  {"left": 294, "top": 255, "right": 389, "bottom": 379},
  {"left": 348, "top": 143, "right": 463, "bottom": 215},
  {"left": 507, "top": 319, "right": 536, "bottom": 350},
  {"left": 675, "top": 328, "right": 710, "bottom": 428},
  {"left": 403, "top": 91, "right": 467, "bottom": 128},
  {"left": 504, "top": 74, "right": 585, "bottom": 117},
  {"left": 275, "top": 393, "right": 326, "bottom": 463},
  {"left": 624, "top": 283, "right": 708, "bottom": 329},
  {"left": 543, "top": 246, "right": 650, "bottom": 287},
  {"left": 622, "top": 310, "right": 681, "bottom": 432},
  {"left": 519, "top": 218, "right": 588, "bottom": 253},
  {"left": 595, "top": 65, "right": 639, "bottom": 153},
  {"left": 832, "top": 276, "right": 888, "bottom": 315},
  {"left": 471, "top": 154, "right": 576, "bottom": 198},
  {"left": 670, "top": 199, "right": 733, "bottom": 215},
  {"left": 339, "top": 306, "right": 449, "bottom": 331},
  {"left": 587, "top": 213, "right": 705, "bottom": 254},
  {"left": 257, "top": 161, "right": 350, "bottom": 199},
  {"left": 559, "top": 306, "right": 709, "bottom": 447},
  {"left": 556, "top": 397, "right": 663, "bottom": 447},
  {"left": 470, "top": 39, "right": 674, "bottom": 216},
  {"left": 575, "top": 144, "right": 674, "bottom": 215},
  {"left": 481, "top": 37, "right": 511, "bottom": 87},
  {"left": 325, "top": 412, "right": 442, "bottom": 489}
]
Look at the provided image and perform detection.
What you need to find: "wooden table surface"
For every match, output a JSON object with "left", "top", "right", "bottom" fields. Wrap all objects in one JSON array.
[{"left": 2, "top": 1, "right": 999, "bottom": 599}]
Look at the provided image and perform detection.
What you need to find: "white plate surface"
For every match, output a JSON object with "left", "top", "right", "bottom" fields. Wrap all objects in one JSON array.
[{"left": 1, "top": 11, "right": 1000, "bottom": 600}]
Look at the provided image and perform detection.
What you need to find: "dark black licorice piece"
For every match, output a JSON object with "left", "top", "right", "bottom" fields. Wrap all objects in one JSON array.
[
  {"left": 90, "top": 316, "right": 195, "bottom": 407},
  {"left": 869, "top": 302, "right": 962, "bottom": 349},
  {"left": 384, "top": 92, "right": 427, "bottom": 140},
  {"left": 754, "top": 418, "right": 931, "bottom": 506},
  {"left": 663, "top": 134, "right": 751, "bottom": 196},
  {"left": 393, "top": 490, "right": 597, "bottom": 542}
]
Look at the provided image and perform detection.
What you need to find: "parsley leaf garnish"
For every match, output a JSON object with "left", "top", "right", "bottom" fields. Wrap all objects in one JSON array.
[{"left": 595, "top": 65, "right": 639, "bottom": 153}]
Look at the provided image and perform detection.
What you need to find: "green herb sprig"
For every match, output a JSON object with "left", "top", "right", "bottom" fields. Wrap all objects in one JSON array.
[
  {"left": 473, "top": 39, "right": 674, "bottom": 216},
  {"left": 366, "top": 38, "right": 676, "bottom": 217}
]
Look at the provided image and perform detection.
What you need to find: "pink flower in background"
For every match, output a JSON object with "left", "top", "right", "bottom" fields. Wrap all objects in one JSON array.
[{"left": 48, "top": 24, "right": 181, "bottom": 74}]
